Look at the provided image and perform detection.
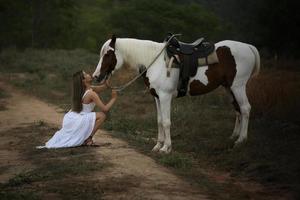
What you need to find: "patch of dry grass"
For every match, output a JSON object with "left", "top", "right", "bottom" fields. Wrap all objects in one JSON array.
[{"left": 247, "top": 68, "right": 300, "bottom": 123}]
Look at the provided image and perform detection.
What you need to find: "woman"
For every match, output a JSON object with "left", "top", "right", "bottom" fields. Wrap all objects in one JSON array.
[{"left": 38, "top": 70, "right": 117, "bottom": 148}]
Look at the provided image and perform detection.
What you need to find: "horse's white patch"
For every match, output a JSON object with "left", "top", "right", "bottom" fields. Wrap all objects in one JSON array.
[
  {"left": 192, "top": 66, "right": 209, "bottom": 85},
  {"left": 103, "top": 46, "right": 114, "bottom": 54}
]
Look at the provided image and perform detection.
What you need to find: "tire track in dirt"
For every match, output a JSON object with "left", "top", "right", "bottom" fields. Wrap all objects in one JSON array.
[{"left": 0, "top": 82, "right": 207, "bottom": 200}]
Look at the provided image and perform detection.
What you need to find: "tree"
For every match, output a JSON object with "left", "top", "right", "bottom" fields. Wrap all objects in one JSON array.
[
  {"left": 0, "top": 0, "right": 78, "bottom": 49},
  {"left": 101, "top": 0, "right": 222, "bottom": 43}
]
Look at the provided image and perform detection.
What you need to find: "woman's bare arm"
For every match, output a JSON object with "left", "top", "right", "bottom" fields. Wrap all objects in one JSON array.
[
  {"left": 91, "top": 84, "right": 107, "bottom": 93},
  {"left": 91, "top": 79, "right": 110, "bottom": 93},
  {"left": 91, "top": 91, "right": 117, "bottom": 112}
]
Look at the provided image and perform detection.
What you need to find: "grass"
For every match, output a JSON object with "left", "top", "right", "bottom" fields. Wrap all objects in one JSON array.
[
  {"left": 157, "top": 152, "right": 193, "bottom": 169},
  {"left": 0, "top": 191, "right": 39, "bottom": 200},
  {"left": 107, "top": 90, "right": 300, "bottom": 199},
  {"left": 0, "top": 47, "right": 99, "bottom": 108},
  {"left": 1, "top": 48, "right": 299, "bottom": 199},
  {"left": 247, "top": 68, "right": 300, "bottom": 123},
  {"left": 103, "top": 69, "right": 300, "bottom": 199}
]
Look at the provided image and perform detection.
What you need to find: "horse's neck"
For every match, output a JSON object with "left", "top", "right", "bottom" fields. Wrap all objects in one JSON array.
[{"left": 117, "top": 38, "right": 165, "bottom": 71}]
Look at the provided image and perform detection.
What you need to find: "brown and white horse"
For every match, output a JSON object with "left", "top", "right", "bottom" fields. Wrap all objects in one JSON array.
[{"left": 93, "top": 35, "right": 260, "bottom": 153}]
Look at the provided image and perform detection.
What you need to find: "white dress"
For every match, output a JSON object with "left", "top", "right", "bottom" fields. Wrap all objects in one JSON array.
[{"left": 37, "top": 89, "right": 96, "bottom": 149}]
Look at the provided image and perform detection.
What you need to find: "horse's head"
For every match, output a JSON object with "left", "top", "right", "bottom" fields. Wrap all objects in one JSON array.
[{"left": 93, "top": 35, "right": 124, "bottom": 83}]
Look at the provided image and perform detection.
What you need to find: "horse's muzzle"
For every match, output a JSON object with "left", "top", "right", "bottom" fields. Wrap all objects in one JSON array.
[{"left": 94, "top": 72, "right": 107, "bottom": 83}]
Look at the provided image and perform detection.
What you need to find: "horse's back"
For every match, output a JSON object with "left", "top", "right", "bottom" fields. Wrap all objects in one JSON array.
[
  {"left": 216, "top": 40, "right": 254, "bottom": 55},
  {"left": 216, "top": 40, "right": 252, "bottom": 46}
]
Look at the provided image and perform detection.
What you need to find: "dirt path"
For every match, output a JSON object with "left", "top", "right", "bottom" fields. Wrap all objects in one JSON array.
[{"left": 0, "top": 82, "right": 207, "bottom": 200}]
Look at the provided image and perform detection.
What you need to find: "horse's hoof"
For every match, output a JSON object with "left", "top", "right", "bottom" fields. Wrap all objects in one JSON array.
[
  {"left": 234, "top": 137, "right": 246, "bottom": 147},
  {"left": 152, "top": 143, "right": 162, "bottom": 152},
  {"left": 230, "top": 134, "right": 238, "bottom": 140},
  {"left": 159, "top": 146, "right": 172, "bottom": 154}
]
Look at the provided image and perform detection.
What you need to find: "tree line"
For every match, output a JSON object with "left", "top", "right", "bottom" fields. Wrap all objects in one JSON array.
[{"left": 1, "top": 0, "right": 299, "bottom": 57}]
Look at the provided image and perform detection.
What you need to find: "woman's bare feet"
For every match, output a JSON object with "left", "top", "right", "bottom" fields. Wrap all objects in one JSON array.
[{"left": 82, "top": 137, "right": 94, "bottom": 146}]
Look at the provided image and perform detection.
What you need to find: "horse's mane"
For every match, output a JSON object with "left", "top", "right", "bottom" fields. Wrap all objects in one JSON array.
[{"left": 115, "top": 38, "right": 165, "bottom": 68}]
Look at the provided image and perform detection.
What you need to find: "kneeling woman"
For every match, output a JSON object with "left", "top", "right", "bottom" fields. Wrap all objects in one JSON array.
[{"left": 39, "top": 70, "right": 117, "bottom": 148}]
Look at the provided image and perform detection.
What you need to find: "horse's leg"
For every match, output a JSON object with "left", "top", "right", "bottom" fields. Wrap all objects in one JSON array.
[
  {"left": 225, "top": 88, "right": 241, "bottom": 139},
  {"left": 158, "top": 92, "right": 172, "bottom": 154},
  {"left": 231, "top": 85, "right": 251, "bottom": 145},
  {"left": 152, "top": 97, "right": 165, "bottom": 152},
  {"left": 231, "top": 112, "right": 241, "bottom": 139}
]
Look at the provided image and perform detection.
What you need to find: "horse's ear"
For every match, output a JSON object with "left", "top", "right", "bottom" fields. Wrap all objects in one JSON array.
[{"left": 109, "top": 34, "right": 116, "bottom": 49}]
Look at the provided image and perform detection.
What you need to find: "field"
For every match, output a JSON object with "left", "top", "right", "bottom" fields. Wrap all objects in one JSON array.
[{"left": 0, "top": 48, "right": 299, "bottom": 199}]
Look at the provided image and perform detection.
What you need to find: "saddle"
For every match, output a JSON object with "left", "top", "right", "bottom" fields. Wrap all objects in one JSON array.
[
  {"left": 175, "top": 38, "right": 205, "bottom": 54},
  {"left": 165, "top": 34, "right": 216, "bottom": 97}
]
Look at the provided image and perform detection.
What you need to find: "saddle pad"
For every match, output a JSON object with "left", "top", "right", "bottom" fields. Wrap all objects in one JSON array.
[{"left": 198, "top": 51, "right": 219, "bottom": 66}]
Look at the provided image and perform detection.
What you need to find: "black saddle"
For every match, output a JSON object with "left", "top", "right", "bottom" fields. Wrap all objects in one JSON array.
[
  {"left": 164, "top": 34, "right": 215, "bottom": 97},
  {"left": 177, "top": 38, "right": 204, "bottom": 54},
  {"left": 166, "top": 35, "right": 215, "bottom": 57}
]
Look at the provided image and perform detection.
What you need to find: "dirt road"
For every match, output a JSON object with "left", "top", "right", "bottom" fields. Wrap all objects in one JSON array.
[{"left": 0, "top": 82, "right": 207, "bottom": 200}]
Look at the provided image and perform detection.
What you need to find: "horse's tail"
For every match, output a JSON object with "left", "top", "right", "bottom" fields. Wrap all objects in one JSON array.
[{"left": 248, "top": 45, "right": 261, "bottom": 77}]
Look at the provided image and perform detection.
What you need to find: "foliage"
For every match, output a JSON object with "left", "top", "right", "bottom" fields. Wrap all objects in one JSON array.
[
  {"left": 256, "top": 0, "right": 300, "bottom": 57},
  {"left": 197, "top": 0, "right": 300, "bottom": 57},
  {"left": 1, "top": 0, "right": 299, "bottom": 57},
  {"left": 102, "top": 0, "right": 222, "bottom": 42},
  {"left": 0, "top": 0, "right": 78, "bottom": 49}
]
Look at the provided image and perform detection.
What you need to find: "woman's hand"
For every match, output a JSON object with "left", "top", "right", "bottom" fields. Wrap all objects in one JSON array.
[{"left": 111, "top": 90, "right": 118, "bottom": 99}]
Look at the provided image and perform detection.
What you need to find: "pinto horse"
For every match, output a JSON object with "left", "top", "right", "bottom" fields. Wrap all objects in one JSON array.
[{"left": 93, "top": 35, "right": 260, "bottom": 153}]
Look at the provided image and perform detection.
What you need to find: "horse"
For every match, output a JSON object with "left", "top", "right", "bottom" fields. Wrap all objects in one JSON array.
[{"left": 92, "top": 35, "right": 260, "bottom": 154}]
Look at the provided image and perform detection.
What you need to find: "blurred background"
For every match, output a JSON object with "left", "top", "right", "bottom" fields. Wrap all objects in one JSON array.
[
  {"left": 0, "top": 1, "right": 300, "bottom": 199},
  {"left": 1, "top": 0, "right": 300, "bottom": 57}
]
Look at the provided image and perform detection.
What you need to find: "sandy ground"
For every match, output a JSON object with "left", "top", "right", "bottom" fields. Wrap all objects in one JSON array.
[{"left": 0, "top": 81, "right": 208, "bottom": 200}]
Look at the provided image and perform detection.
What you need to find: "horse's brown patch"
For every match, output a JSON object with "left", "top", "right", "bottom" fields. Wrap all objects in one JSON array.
[
  {"left": 141, "top": 70, "right": 159, "bottom": 98},
  {"left": 100, "top": 35, "right": 117, "bottom": 76},
  {"left": 189, "top": 80, "right": 213, "bottom": 95},
  {"left": 100, "top": 50, "right": 117, "bottom": 75},
  {"left": 142, "top": 74, "right": 150, "bottom": 88},
  {"left": 150, "top": 88, "right": 159, "bottom": 98},
  {"left": 189, "top": 46, "right": 237, "bottom": 96}
]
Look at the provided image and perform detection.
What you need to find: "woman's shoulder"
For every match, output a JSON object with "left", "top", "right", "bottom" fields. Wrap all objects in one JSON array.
[
  {"left": 84, "top": 88, "right": 95, "bottom": 95},
  {"left": 83, "top": 88, "right": 98, "bottom": 99},
  {"left": 87, "top": 88, "right": 97, "bottom": 96},
  {"left": 82, "top": 89, "right": 91, "bottom": 101}
]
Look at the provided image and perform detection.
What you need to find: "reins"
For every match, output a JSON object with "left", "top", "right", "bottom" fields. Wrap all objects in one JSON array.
[{"left": 100, "top": 34, "right": 181, "bottom": 92}]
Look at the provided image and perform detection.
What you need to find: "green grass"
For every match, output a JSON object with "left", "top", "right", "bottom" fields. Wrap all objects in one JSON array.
[
  {"left": 0, "top": 191, "right": 39, "bottom": 200},
  {"left": 0, "top": 47, "right": 99, "bottom": 107},
  {"left": 157, "top": 152, "right": 193, "bottom": 169}
]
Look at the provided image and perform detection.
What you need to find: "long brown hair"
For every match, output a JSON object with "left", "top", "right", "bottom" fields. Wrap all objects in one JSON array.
[{"left": 71, "top": 70, "right": 86, "bottom": 113}]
